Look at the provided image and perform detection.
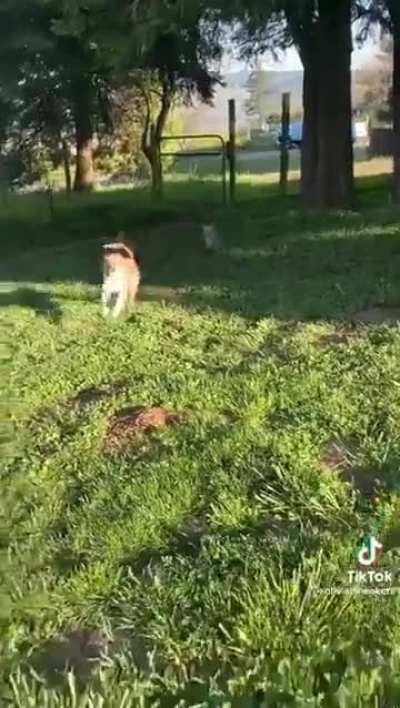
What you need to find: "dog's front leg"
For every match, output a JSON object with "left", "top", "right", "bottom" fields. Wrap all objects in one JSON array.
[
  {"left": 111, "top": 291, "right": 126, "bottom": 318},
  {"left": 102, "top": 287, "right": 110, "bottom": 317}
]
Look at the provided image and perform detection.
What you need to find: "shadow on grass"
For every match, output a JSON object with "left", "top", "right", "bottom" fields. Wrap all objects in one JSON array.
[
  {"left": 2, "top": 176, "right": 400, "bottom": 322},
  {"left": 0, "top": 287, "right": 63, "bottom": 322},
  {"left": 30, "top": 628, "right": 138, "bottom": 687},
  {"left": 30, "top": 627, "right": 237, "bottom": 707}
]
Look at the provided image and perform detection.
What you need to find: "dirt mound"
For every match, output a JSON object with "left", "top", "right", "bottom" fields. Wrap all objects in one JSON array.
[
  {"left": 32, "top": 627, "right": 151, "bottom": 681},
  {"left": 322, "top": 439, "right": 354, "bottom": 471},
  {"left": 105, "top": 406, "right": 180, "bottom": 453},
  {"left": 33, "top": 629, "right": 121, "bottom": 681},
  {"left": 322, "top": 438, "right": 384, "bottom": 499},
  {"left": 318, "top": 331, "right": 356, "bottom": 348}
]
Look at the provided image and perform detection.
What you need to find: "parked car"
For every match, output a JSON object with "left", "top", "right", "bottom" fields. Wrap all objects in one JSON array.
[
  {"left": 278, "top": 120, "right": 362, "bottom": 149},
  {"left": 277, "top": 121, "right": 302, "bottom": 149}
]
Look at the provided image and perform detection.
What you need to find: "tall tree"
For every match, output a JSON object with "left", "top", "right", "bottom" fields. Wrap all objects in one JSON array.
[
  {"left": 15, "top": 54, "right": 74, "bottom": 191},
  {"left": 386, "top": 1, "right": 400, "bottom": 201},
  {"left": 129, "top": 0, "right": 222, "bottom": 196},
  {"left": 0, "top": 0, "right": 222, "bottom": 194},
  {"left": 245, "top": 65, "right": 271, "bottom": 128},
  {"left": 0, "top": 0, "right": 128, "bottom": 191},
  {"left": 353, "top": 38, "right": 392, "bottom": 112},
  {"left": 359, "top": 0, "right": 400, "bottom": 201},
  {"left": 229, "top": 0, "right": 354, "bottom": 208},
  {"left": 309, "top": 0, "right": 353, "bottom": 209},
  {"left": 46, "top": 2, "right": 122, "bottom": 191}
]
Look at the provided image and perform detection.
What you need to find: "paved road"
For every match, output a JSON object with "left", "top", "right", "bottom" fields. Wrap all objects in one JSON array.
[
  {"left": 175, "top": 148, "right": 299, "bottom": 176},
  {"left": 174, "top": 146, "right": 369, "bottom": 176}
]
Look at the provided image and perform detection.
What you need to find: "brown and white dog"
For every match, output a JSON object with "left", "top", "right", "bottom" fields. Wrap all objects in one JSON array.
[{"left": 102, "top": 232, "right": 141, "bottom": 318}]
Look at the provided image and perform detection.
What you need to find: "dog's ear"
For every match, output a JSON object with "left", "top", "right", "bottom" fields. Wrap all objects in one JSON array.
[
  {"left": 119, "top": 241, "right": 134, "bottom": 259},
  {"left": 133, "top": 246, "right": 141, "bottom": 266},
  {"left": 125, "top": 240, "right": 140, "bottom": 266}
]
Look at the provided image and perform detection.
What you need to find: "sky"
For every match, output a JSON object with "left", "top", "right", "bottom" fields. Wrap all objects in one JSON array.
[{"left": 222, "top": 33, "right": 381, "bottom": 74}]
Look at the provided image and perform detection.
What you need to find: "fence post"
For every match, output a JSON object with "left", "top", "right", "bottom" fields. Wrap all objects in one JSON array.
[
  {"left": 228, "top": 99, "right": 236, "bottom": 204},
  {"left": 280, "top": 92, "right": 291, "bottom": 194},
  {"left": 46, "top": 183, "right": 55, "bottom": 220}
]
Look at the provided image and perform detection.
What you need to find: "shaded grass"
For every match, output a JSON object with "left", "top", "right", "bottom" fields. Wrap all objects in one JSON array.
[{"left": 2, "top": 175, "right": 400, "bottom": 704}]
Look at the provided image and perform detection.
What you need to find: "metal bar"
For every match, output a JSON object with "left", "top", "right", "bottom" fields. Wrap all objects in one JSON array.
[
  {"left": 161, "top": 151, "right": 222, "bottom": 158},
  {"left": 161, "top": 134, "right": 225, "bottom": 143},
  {"left": 222, "top": 144, "right": 227, "bottom": 206},
  {"left": 46, "top": 185, "right": 54, "bottom": 220},
  {"left": 160, "top": 133, "right": 227, "bottom": 206},
  {"left": 228, "top": 99, "right": 236, "bottom": 204}
]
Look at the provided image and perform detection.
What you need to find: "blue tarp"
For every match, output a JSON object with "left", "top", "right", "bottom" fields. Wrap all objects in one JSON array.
[
  {"left": 288, "top": 121, "right": 302, "bottom": 142},
  {"left": 285, "top": 121, "right": 357, "bottom": 143}
]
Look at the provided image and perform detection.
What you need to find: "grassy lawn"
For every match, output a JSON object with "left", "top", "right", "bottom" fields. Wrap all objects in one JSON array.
[
  {"left": 2, "top": 175, "right": 400, "bottom": 705},
  {"left": 170, "top": 146, "right": 390, "bottom": 181}
]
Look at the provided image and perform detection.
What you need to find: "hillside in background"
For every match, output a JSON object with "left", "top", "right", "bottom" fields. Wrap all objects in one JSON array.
[
  {"left": 179, "top": 68, "right": 386, "bottom": 137},
  {"left": 227, "top": 69, "right": 304, "bottom": 111},
  {"left": 180, "top": 70, "right": 303, "bottom": 136}
]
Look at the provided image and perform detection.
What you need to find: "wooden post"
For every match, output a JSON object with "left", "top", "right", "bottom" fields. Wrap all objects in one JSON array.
[
  {"left": 46, "top": 183, "right": 55, "bottom": 220},
  {"left": 221, "top": 146, "right": 227, "bottom": 206},
  {"left": 228, "top": 99, "right": 236, "bottom": 204},
  {"left": 61, "top": 138, "right": 72, "bottom": 194},
  {"left": 280, "top": 92, "right": 291, "bottom": 194}
]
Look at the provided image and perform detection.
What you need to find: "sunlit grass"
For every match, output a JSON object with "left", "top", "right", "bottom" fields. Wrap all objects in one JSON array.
[{"left": 1, "top": 175, "right": 400, "bottom": 704}]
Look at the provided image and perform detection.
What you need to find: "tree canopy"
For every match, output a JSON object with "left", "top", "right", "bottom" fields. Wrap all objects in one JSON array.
[
  {"left": 1, "top": 0, "right": 400, "bottom": 207},
  {"left": 0, "top": 0, "right": 223, "bottom": 191}
]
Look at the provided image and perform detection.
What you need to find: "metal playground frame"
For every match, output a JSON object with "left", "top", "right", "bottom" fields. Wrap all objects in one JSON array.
[{"left": 160, "top": 133, "right": 228, "bottom": 204}]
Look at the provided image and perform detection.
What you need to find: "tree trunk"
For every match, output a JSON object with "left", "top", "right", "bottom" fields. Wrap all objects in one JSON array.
[
  {"left": 144, "top": 126, "right": 163, "bottom": 197},
  {"left": 392, "top": 9, "right": 400, "bottom": 202},
  {"left": 142, "top": 123, "right": 163, "bottom": 198},
  {"left": 150, "top": 155, "right": 163, "bottom": 197},
  {"left": 61, "top": 139, "right": 72, "bottom": 193},
  {"left": 291, "top": 0, "right": 353, "bottom": 209},
  {"left": 300, "top": 47, "right": 320, "bottom": 207},
  {"left": 141, "top": 79, "right": 172, "bottom": 199},
  {"left": 72, "top": 79, "right": 95, "bottom": 192},
  {"left": 288, "top": 1, "right": 320, "bottom": 207},
  {"left": 315, "top": 0, "right": 353, "bottom": 209},
  {"left": 151, "top": 156, "right": 163, "bottom": 195}
]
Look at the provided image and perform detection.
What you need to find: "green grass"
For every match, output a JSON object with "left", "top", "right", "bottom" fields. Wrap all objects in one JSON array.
[
  {"left": 2, "top": 175, "right": 400, "bottom": 705},
  {"left": 169, "top": 145, "right": 386, "bottom": 180}
]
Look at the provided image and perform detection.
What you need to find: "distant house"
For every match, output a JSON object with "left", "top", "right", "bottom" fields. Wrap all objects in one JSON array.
[{"left": 353, "top": 120, "right": 368, "bottom": 139}]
